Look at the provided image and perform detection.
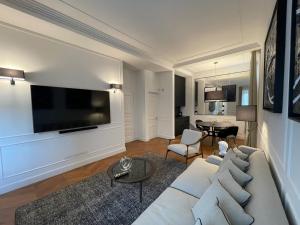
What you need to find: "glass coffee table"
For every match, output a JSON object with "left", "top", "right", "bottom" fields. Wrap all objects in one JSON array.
[{"left": 107, "top": 157, "right": 155, "bottom": 202}]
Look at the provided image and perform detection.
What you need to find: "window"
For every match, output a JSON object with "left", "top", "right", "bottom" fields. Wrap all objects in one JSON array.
[{"left": 241, "top": 88, "right": 249, "bottom": 106}]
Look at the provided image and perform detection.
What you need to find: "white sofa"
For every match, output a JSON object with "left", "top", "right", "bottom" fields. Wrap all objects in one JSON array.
[{"left": 132, "top": 146, "right": 289, "bottom": 225}]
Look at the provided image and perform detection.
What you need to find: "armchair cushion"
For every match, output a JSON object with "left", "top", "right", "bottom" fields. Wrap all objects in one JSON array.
[
  {"left": 181, "top": 129, "right": 202, "bottom": 145},
  {"left": 168, "top": 144, "right": 198, "bottom": 156}
]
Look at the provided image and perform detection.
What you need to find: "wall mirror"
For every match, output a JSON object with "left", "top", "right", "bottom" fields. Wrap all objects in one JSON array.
[{"left": 194, "top": 71, "right": 250, "bottom": 116}]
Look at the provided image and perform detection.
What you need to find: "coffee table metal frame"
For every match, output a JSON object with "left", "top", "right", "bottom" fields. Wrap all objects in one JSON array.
[{"left": 107, "top": 157, "right": 155, "bottom": 202}]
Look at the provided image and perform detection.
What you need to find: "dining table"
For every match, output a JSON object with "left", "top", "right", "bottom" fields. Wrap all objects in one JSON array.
[{"left": 196, "top": 121, "right": 233, "bottom": 146}]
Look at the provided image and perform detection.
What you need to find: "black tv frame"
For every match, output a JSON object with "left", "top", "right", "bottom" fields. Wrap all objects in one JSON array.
[{"left": 30, "top": 85, "right": 111, "bottom": 133}]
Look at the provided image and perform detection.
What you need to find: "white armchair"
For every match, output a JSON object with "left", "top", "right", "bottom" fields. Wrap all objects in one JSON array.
[{"left": 165, "top": 129, "right": 207, "bottom": 167}]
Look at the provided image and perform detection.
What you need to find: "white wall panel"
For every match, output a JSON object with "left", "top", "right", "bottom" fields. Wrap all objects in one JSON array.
[
  {"left": 257, "top": 0, "right": 300, "bottom": 224},
  {"left": 0, "top": 24, "right": 125, "bottom": 194}
]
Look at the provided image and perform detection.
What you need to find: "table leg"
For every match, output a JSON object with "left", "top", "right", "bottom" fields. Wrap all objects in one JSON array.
[{"left": 139, "top": 182, "right": 143, "bottom": 202}]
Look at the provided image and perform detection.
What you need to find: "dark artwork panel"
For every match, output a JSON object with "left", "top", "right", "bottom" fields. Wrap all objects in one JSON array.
[
  {"left": 263, "top": 1, "right": 286, "bottom": 113},
  {"left": 264, "top": 11, "right": 277, "bottom": 109},
  {"left": 289, "top": 0, "right": 300, "bottom": 120}
]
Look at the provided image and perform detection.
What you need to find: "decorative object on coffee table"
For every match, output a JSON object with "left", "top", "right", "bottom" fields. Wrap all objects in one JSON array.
[
  {"left": 107, "top": 157, "right": 155, "bottom": 202},
  {"left": 119, "top": 156, "right": 133, "bottom": 171},
  {"left": 289, "top": 0, "right": 300, "bottom": 122},
  {"left": 263, "top": 0, "right": 286, "bottom": 113}
]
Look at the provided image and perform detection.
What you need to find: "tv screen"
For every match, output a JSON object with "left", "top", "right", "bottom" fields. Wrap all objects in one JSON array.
[{"left": 31, "top": 85, "right": 111, "bottom": 133}]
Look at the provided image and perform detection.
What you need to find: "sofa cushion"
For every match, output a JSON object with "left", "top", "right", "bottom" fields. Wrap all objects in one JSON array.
[
  {"left": 233, "top": 148, "right": 249, "bottom": 160},
  {"left": 238, "top": 145, "right": 257, "bottom": 155},
  {"left": 206, "top": 155, "right": 223, "bottom": 166},
  {"left": 224, "top": 150, "right": 250, "bottom": 171},
  {"left": 214, "top": 169, "right": 251, "bottom": 206},
  {"left": 212, "top": 159, "right": 252, "bottom": 187},
  {"left": 192, "top": 197, "right": 231, "bottom": 225},
  {"left": 245, "top": 151, "right": 289, "bottom": 225},
  {"left": 171, "top": 158, "right": 218, "bottom": 198},
  {"left": 168, "top": 144, "right": 199, "bottom": 156},
  {"left": 192, "top": 180, "right": 254, "bottom": 225},
  {"left": 132, "top": 187, "right": 198, "bottom": 225}
]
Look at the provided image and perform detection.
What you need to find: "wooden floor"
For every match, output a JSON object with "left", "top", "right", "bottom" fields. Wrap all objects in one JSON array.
[{"left": 0, "top": 136, "right": 243, "bottom": 225}]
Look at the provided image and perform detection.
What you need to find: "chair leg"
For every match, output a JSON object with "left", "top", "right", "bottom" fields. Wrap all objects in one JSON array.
[
  {"left": 165, "top": 150, "right": 169, "bottom": 160},
  {"left": 201, "top": 151, "right": 204, "bottom": 158}
]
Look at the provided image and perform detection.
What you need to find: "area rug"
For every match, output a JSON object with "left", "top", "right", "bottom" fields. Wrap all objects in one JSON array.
[{"left": 15, "top": 153, "right": 185, "bottom": 225}]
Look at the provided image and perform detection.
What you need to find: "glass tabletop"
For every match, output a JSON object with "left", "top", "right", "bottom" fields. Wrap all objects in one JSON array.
[{"left": 107, "top": 157, "right": 155, "bottom": 183}]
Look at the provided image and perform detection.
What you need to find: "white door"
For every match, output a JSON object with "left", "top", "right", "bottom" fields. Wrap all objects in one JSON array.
[
  {"left": 148, "top": 92, "right": 158, "bottom": 139},
  {"left": 124, "top": 93, "right": 135, "bottom": 143}
]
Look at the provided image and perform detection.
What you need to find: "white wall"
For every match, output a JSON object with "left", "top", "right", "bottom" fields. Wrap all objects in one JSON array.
[
  {"left": 257, "top": 0, "right": 300, "bottom": 224},
  {"left": 0, "top": 24, "right": 125, "bottom": 194},
  {"left": 131, "top": 70, "right": 174, "bottom": 141},
  {"left": 123, "top": 64, "right": 139, "bottom": 142},
  {"left": 157, "top": 71, "right": 175, "bottom": 139}
]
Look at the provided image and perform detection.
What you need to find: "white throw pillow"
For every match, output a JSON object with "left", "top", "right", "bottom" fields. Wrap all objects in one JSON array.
[
  {"left": 192, "top": 180, "right": 254, "bottom": 225},
  {"left": 213, "top": 169, "right": 251, "bottom": 206},
  {"left": 212, "top": 159, "right": 252, "bottom": 187},
  {"left": 224, "top": 150, "right": 250, "bottom": 172},
  {"left": 193, "top": 197, "right": 231, "bottom": 225}
]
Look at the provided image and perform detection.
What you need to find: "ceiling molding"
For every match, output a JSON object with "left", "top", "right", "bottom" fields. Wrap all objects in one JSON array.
[
  {"left": 0, "top": 0, "right": 168, "bottom": 65},
  {"left": 193, "top": 62, "right": 250, "bottom": 78},
  {"left": 174, "top": 42, "right": 260, "bottom": 68},
  {"left": 174, "top": 69, "right": 193, "bottom": 77}
]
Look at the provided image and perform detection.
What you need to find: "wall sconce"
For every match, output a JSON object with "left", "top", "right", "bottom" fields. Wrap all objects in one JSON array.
[
  {"left": 0, "top": 67, "right": 25, "bottom": 85},
  {"left": 110, "top": 83, "right": 122, "bottom": 93}
]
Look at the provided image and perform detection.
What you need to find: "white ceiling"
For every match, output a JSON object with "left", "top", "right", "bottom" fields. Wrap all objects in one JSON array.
[
  {"left": 59, "top": 0, "right": 271, "bottom": 64},
  {"left": 183, "top": 51, "right": 252, "bottom": 74},
  {"left": 0, "top": 0, "right": 276, "bottom": 73}
]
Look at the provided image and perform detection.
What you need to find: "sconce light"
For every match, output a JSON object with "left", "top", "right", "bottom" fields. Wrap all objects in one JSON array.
[
  {"left": 110, "top": 83, "right": 122, "bottom": 93},
  {"left": 0, "top": 67, "right": 25, "bottom": 85}
]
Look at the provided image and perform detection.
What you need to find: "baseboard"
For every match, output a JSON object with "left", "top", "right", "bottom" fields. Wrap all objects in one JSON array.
[
  {"left": 0, "top": 146, "right": 126, "bottom": 194},
  {"left": 158, "top": 135, "right": 174, "bottom": 140}
]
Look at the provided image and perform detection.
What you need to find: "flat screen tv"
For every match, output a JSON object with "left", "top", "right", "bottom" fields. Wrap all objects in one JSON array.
[{"left": 31, "top": 85, "right": 111, "bottom": 133}]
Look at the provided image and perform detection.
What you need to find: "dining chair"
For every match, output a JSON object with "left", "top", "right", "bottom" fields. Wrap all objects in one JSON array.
[
  {"left": 165, "top": 129, "right": 207, "bottom": 167},
  {"left": 216, "top": 126, "right": 239, "bottom": 143}
]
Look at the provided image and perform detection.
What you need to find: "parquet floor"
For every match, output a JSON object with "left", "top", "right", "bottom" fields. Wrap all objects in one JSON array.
[{"left": 0, "top": 136, "right": 243, "bottom": 225}]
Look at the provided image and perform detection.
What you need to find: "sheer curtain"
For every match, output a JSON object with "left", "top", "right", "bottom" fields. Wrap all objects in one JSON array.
[{"left": 247, "top": 50, "right": 260, "bottom": 147}]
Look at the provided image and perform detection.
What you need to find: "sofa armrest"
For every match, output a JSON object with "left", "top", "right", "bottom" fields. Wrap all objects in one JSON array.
[
  {"left": 238, "top": 145, "right": 259, "bottom": 155},
  {"left": 206, "top": 155, "right": 223, "bottom": 166}
]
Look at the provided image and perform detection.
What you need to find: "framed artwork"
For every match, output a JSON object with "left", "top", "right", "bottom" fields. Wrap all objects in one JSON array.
[
  {"left": 289, "top": 0, "right": 300, "bottom": 121},
  {"left": 263, "top": 1, "right": 286, "bottom": 113}
]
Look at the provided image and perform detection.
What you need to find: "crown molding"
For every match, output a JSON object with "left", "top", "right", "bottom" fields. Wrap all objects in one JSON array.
[
  {"left": 0, "top": 0, "right": 173, "bottom": 69},
  {"left": 174, "top": 42, "right": 260, "bottom": 68}
]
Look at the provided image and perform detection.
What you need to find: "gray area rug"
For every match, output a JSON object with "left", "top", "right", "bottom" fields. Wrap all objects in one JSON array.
[{"left": 15, "top": 154, "right": 185, "bottom": 225}]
